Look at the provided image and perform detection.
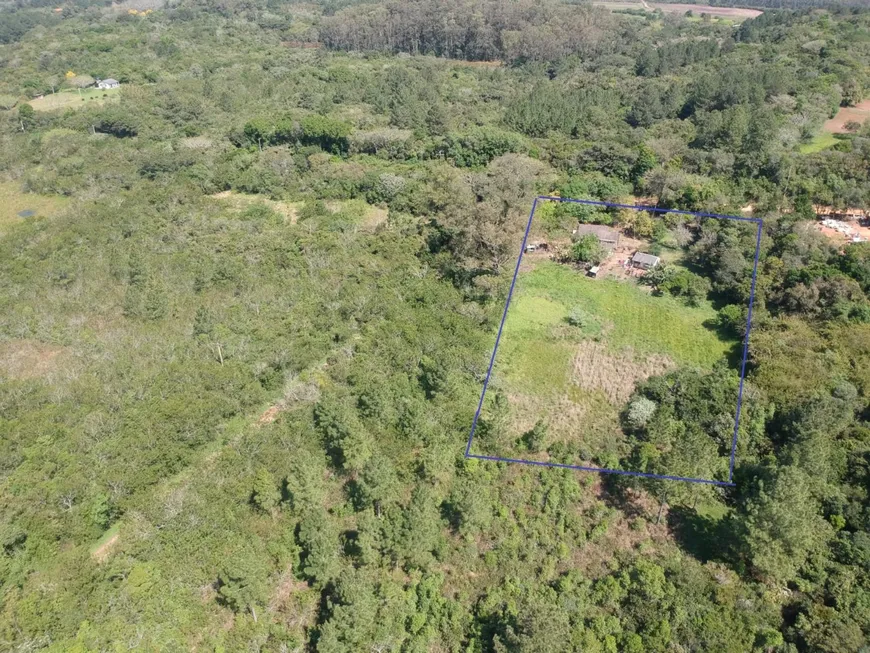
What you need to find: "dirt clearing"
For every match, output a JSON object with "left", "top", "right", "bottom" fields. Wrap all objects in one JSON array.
[
  {"left": 595, "top": 1, "right": 761, "bottom": 19},
  {"left": 822, "top": 100, "right": 870, "bottom": 134}
]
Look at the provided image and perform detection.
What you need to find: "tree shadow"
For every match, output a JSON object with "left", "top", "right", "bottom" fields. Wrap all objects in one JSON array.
[
  {"left": 701, "top": 317, "right": 744, "bottom": 368},
  {"left": 666, "top": 505, "right": 732, "bottom": 563},
  {"left": 597, "top": 474, "right": 651, "bottom": 520}
]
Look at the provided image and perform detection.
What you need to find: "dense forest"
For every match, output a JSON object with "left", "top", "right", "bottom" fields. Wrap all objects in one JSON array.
[{"left": 1, "top": 0, "right": 869, "bottom": 651}]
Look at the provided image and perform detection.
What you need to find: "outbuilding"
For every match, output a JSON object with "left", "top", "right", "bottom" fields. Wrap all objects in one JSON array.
[
  {"left": 572, "top": 223, "right": 620, "bottom": 251},
  {"left": 631, "top": 252, "right": 660, "bottom": 270}
]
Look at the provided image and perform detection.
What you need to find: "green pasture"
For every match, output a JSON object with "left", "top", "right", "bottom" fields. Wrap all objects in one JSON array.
[
  {"left": 799, "top": 132, "right": 839, "bottom": 154},
  {"left": 499, "top": 261, "right": 731, "bottom": 390},
  {"left": 0, "top": 181, "right": 68, "bottom": 236},
  {"left": 485, "top": 261, "right": 735, "bottom": 457},
  {"left": 29, "top": 86, "right": 121, "bottom": 112}
]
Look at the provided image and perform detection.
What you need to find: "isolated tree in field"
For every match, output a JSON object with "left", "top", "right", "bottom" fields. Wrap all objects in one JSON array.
[
  {"left": 522, "top": 419, "right": 548, "bottom": 453},
  {"left": 659, "top": 269, "right": 711, "bottom": 306},
  {"left": 18, "top": 103, "right": 35, "bottom": 130},
  {"left": 395, "top": 485, "right": 444, "bottom": 569},
  {"left": 618, "top": 208, "right": 655, "bottom": 238},
  {"left": 841, "top": 79, "right": 863, "bottom": 107},
  {"left": 192, "top": 306, "right": 214, "bottom": 337},
  {"left": 143, "top": 281, "right": 168, "bottom": 320},
  {"left": 300, "top": 115, "right": 353, "bottom": 154},
  {"left": 356, "top": 454, "right": 401, "bottom": 515},
  {"left": 0, "top": 94, "right": 17, "bottom": 111}
]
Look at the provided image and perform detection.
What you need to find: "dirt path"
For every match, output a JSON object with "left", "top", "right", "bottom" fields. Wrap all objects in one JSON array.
[
  {"left": 91, "top": 533, "right": 120, "bottom": 562},
  {"left": 88, "top": 352, "right": 333, "bottom": 563}
]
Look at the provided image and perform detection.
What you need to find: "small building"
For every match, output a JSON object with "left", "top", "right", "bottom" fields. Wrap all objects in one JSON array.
[
  {"left": 572, "top": 224, "right": 620, "bottom": 251},
  {"left": 631, "top": 252, "right": 660, "bottom": 270},
  {"left": 587, "top": 265, "right": 600, "bottom": 277},
  {"left": 97, "top": 78, "right": 120, "bottom": 90}
]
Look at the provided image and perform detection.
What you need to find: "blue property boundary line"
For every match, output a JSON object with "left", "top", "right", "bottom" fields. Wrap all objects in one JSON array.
[{"left": 464, "top": 197, "right": 764, "bottom": 487}]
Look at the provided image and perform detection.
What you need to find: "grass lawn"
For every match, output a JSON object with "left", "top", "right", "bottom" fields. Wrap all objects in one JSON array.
[
  {"left": 478, "top": 261, "right": 735, "bottom": 463},
  {"left": 29, "top": 86, "right": 121, "bottom": 112},
  {"left": 799, "top": 131, "right": 838, "bottom": 154},
  {"left": 0, "top": 181, "right": 68, "bottom": 236}
]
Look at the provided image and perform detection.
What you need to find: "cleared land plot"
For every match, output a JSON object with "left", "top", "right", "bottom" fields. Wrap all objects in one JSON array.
[
  {"left": 823, "top": 100, "right": 870, "bottom": 134},
  {"left": 594, "top": 1, "right": 761, "bottom": 19},
  {"left": 801, "top": 100, "right": 870, "bottom": 153},
  {"left": 211, "top": 191, "right": 302, "bottom": 223},
  {"left": 480, "top": 261, "right": 734, "bottom": 462},
  {"left": 0, "top": 180, "right": 68, "bottom": 236},
  {"left": 211, "top": 192, "right": 388, "bottom": 228},
  {"left": 28, "top": 87, "right": 121, "bottom": 112}
]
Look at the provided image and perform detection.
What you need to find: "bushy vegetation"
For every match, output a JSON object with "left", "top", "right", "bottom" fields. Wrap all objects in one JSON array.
[{"left": 0, "top": 0, "right": 868, "bottom": 651}]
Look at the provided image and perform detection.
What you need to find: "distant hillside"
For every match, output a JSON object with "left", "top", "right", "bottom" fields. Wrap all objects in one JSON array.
[{"left": 648, "top": 0, "right": 870, "bottom": 8}]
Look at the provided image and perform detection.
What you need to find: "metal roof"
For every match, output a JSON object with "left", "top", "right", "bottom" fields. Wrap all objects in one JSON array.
[
  {"left": 632, "top": 252, "right": 660, "bottom": 266},
  {"left": 574, "top": 223, "right": 619, "bottom": 243}
]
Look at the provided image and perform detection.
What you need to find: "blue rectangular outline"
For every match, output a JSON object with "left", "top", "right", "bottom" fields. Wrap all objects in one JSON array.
[{"left": 464, "top": 196, "right": 763, "bottom": 487}]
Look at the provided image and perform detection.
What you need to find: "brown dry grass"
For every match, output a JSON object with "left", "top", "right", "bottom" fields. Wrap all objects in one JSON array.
[
  {"left": 571, "top": 340, "right": 676, "bottom": 404},
  {"left": 211, "top": 191, "right": 300, "bottom": 223},
  {"left": 0, "top": 339, "right": 69, "bottom": 380},
  {"left": 361, "top": 205, "right": 388, "bottom": 229},
  {"left": 268, "top": 566, "right": 310, "bottom": 618}
]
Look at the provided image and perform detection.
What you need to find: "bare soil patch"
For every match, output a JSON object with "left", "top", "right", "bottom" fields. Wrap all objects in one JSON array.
[
  {"left": 0, "top": 340, "right": 68, "bottom": 380},
  {"left": 572, "top": 340, "right": 675, "bottom": 404},
  {"left": 812, "top": 221, "right": 870, "bottom": 246},
  {"left": 822, "top": 100, "right": 870, "bottom": 134},
  {"left": 650, "top": 2, "right": 760, "bottom": 17},
  {"left": 595, "top": 1, "right": 760, "bottom": 18}
]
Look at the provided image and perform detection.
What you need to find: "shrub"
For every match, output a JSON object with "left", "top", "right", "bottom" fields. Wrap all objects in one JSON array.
[
  {"left": 571, "top": 234, "right": 605, "bottom": 265},
  {"left": 626, "top": 396, "right": 656, "bottom": 428}
]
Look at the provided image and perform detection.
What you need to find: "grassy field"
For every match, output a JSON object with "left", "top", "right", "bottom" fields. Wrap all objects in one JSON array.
[
  {"left": 0, "top": 180, "right": 68, "bottom": 236},
  {"left": 211, "top": 192, "right": 389, "bottom": 228},
  {"left": 799, "top": 131, "right": 839, "bottom": 154},
  {"left": 507, "top": 262, "right": 729, "bottom": 371},
  {"left": 29, "top": 86, "right": 121, "bottom": 112},
  {"left": 480, "top": 261, "right": 735, "bottom": 462}
]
